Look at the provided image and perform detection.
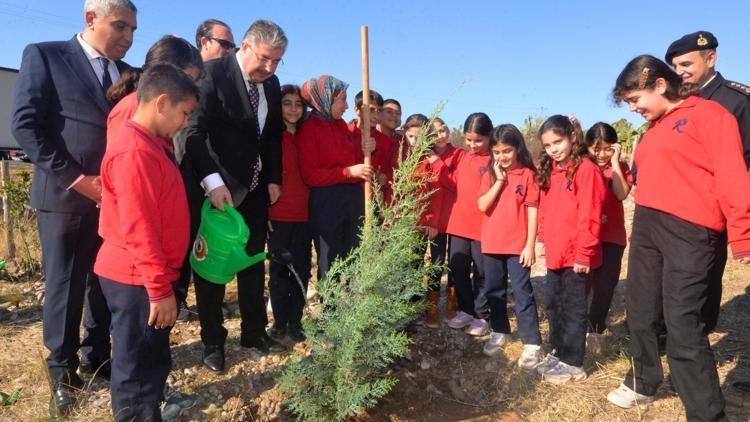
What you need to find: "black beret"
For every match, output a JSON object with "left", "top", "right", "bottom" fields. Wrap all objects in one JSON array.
[{"left": 665, "top": 31, "right": 719, "bottom": 63}]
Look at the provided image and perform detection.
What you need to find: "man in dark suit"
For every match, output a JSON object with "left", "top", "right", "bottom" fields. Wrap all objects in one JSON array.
[
  {"left": 183, "top": 19, "right": 287, "bottom": 372},
  {"left": 11, "top": 0, "right": 137, "bottom": 417}
]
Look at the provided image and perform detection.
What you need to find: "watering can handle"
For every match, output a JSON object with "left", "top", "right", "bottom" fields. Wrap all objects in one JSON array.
[{"left": 201, "top": 199, "right": 246, "bottom": 234}]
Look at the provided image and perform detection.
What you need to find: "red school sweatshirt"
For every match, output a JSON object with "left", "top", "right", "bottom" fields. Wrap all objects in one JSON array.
[
  {"left": 633, "top": 96, "right": 750, "bottom": 258},
  {"left": 347, "top": 121, "right": 392, "bottom": 173},
  {"left": 479, "top": 167, "right": 540, "bottom": 255},
  {"left": 297, "top": 114, "right": 360, "bottom": 187},
  {"left": 434, "top": 148, "right": 490, "bottom": 241},
  {"left": 539, "top": 158, "right": 606, "bottom": 269},
  {"left": 268, "top": 130, "right": 309, "bottom": 222},
  {"left": 94, "top": 121, "right": 190, "bottom": 302}
]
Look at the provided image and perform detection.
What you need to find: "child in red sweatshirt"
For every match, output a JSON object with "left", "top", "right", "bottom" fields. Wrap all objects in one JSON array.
[
  {"left": 267, "top": 84, "right": 311, "bottom": 343},
  {"left": 94, "top": 64, "right": 197, "bottom": 421},
  {"left": 606, "top": 55, "right": 750, "bottom": 420},
  {"left": 534, "top": 115, "right": 606, "bottom": 384},
  {"left": 582, "top": 122, "right": 632, "bottom": 354},
  {"left": 433, "top": 113, "right": 493, "bottom": 336}
]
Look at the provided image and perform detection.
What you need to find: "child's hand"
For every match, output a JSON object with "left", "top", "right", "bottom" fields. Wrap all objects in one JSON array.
[
  {"left": 520, "top": 245, "right": 536, "bottom": 268},
  {"left": 148, "top": 295, "right": 177, "bottom": 330},
  {"left": 535, "top": 242, "right": 545, "bottom": 257},
  {"left": 361, "top": 136, "right": 376, "bottom": 155},
  {"left": 738, "top": 257, "right": 750, "bottom": 264},
  {"left": 610, "top": 143, "right": 622, "bottom": 166},
  {"left": 268, "top": 183, "right": 281, "bottom": 205},
  {"left": 573, "top": 263, "right": 590, "bottom": 274},
  {"left": 492, "top": 161, "right": 506, "bottom": 184},
  {"left": 348, "top": 164, "right": 374, "bottom": 180}
]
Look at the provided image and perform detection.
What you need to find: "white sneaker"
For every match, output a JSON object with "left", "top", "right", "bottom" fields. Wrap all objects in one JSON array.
[
  {"left": 586, "top": 332, "right": 605, "bottom": 355},
  {"left": 607, "top": 384, "right": 655, "bottom": 409},
  {"left": 482, "top": 332, "right": 507, "bottom": 356},
  {"left": 542, "top": 361, "right": 587, "bottom": 384},
  {"left": 465, "top": 318, "right": 489, "bottom": 336},
  {"left": 535, "top": 353, "right": 560, "bottom": 375},
  {"left": 447, "top": 311, "right": 474, "bottom": 329},
  {"left": 518, "top": 344, "right": 543, "bottom": 369}
]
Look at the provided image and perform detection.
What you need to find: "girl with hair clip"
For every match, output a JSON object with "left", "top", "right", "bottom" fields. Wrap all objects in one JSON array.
[
  {"left": 476, "top": 124, "right": 543, "bottom": 366},
  {"left": 582, "top": 122, "right": 632, "bottom": 354},
  {"left": 605, "top": 55, "right": 750, "bottom": 421},
  {"left": 534, "top": 115, "right": 606, "bottom": 384},
  {"left": 297, "top": 76, "right": 375, "bottom": 283},
  {"left": 266, "top": 84, "right": 311, "bottom": 343},
  {"left": 433, "top": 113, "right": 493, "bottom": 336}
]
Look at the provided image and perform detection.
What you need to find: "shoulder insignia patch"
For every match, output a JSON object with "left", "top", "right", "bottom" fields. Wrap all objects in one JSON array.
[{"left": 726, "top": 80, "right": 750, "bottom": 96}]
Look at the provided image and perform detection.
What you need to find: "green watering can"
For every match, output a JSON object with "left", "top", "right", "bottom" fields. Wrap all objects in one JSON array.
[{"left": 190, "top": 200, "right": 266, "bottom": 284}]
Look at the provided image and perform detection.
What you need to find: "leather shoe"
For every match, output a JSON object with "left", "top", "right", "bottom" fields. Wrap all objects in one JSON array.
[
  {"left": 202, "top": 345, "right": 225, "bottom": 372},
  {"left": 80, "top": 359, "right": 111, "bottom": 381},
  {"left": 240, "top": 334, "right": 287, "bottom": 354},
  {"left": 268, "top": 324, "right": 286, "bottom": 340},
  {"left": 734, "top": 380, "right": 750, "bottom": 393},
  {"left": 49, "top": 374, "right": 83, "bottom": 419},
  {"left": 288, "top": 324, "right": 306, "bottom": 342}
]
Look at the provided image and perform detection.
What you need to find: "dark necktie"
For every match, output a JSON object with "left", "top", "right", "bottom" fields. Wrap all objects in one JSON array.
[
  {"left": 247, "top": 82, "right": 262, "bottom": 192},
  {"left": 98, "top": 57, "right": 112, "bottom": 94}
]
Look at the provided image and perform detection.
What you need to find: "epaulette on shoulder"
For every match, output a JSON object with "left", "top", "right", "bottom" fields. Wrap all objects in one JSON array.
[{"left": 726, "top": 80, "right": 750, "bottom": 96}]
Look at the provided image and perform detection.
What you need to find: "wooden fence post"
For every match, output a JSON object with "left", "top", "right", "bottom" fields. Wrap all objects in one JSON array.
[{"left": 1, "top": 160, "right": 15, "bottom": 259}]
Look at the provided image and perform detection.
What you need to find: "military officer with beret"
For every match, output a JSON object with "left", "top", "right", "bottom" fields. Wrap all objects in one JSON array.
[{"left": 666, "top": 30, "right": 750, "bottom": 393}]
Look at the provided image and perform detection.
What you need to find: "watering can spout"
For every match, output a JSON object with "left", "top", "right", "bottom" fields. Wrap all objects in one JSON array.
[{"left": 228, "top": 250, "right": 267, "bottom": 274}]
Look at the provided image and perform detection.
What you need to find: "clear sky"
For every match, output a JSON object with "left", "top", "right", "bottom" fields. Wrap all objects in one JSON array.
[{"left": 1, "top": 0, "right": 749, "bottom": 130}]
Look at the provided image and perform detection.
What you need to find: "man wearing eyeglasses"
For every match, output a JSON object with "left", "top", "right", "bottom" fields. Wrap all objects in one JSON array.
[
  {"left": 183, "top": 19, "right": 287, "bottom": 373},
  {"left": 195, "top": 18, "right": 235, "bottom": 61}
]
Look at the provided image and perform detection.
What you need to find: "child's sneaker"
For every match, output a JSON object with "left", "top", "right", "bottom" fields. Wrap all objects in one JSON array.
[
  {"left": 447, "top": 311, "right": 474, "bottom": 329},
  {"left": 517, "top": 344, "right": 543, "bottom": 369},
  {"left": 465, "top": 318, "right": 489, "bottom": 336},
  {"left": 586, "top": 332, "right": 605, "bottom": 355},
  {"left": 542, "top": 361, "right": 587, "bottom": 384},
  {"left": 607, "top": 383, "right": 655, "bottom": 409},
  {"left": 413, "top": 314, "right": 426, "bottom": 326},
  {"left": 482, "top": 332, "right": 507, "bottom": 356},
  {"left": 535, "top": 353, "right": 561, "bottom": 375}
]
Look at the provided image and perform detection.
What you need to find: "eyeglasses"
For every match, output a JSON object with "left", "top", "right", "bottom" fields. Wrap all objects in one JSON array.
[
  {"left": 207, "top": 37, "right": 235, "bottom": 50},
  {"left": 249, "top": 48, "right": 284, "bottom": 67}
]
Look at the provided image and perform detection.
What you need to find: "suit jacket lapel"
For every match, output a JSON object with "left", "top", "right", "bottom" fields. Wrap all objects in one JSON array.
[
  {"left": 61, "top": 37, "right": 110, "bottom": 115},
  {"left": 227, "top": 54, "right": 254, "bottom": 119}
]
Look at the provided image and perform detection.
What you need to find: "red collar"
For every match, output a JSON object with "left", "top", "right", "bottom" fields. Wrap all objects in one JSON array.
[{"left": 125, "top": 120, "right": 174, "bottom": 152}]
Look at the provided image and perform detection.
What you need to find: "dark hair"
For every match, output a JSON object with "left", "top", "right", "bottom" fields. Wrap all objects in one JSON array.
[
  {"left": 612, "top": 54, "right": 700, "bottom": 104},
  {"left": 354, "top": 90, "right": 384, "bottom": 109},
  {"left": 107, "top": 67, "right": 142, "bottom": 104},
  {"left": 107, "top": 36, "right": 203, "bottom": 105},
  {"left": 195, "top": 19, "right": 232, "bottom": 49},
  {"left": 280, "top": 84, "right": 305, "bottom": 131},
  {"left": 536, "top": 115, "right": 588, "bottom": 191},
  {"left": 137, "top": 63, "right": 199, "bottom": 105},
  {"left": 403, "top": 113, "right": 429, "bottom": 131},
  {"left": 383, "top": 98, "right": 401, "bottom": 109},
  {"left": 433, "top": 117, "right": 446, "bottom": 127},
  {"left": 463, "top": 112, "right": 493, "bottom": 137},
  {"left": 489, "top": 124, "right": 536, "bottom": 181},
  {"left": 584, "top": 122, "right": 618, "bottom": 148}
]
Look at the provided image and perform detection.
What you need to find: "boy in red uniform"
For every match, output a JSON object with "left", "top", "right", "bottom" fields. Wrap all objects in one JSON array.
[
  {"left": 348, "top": 90, "right": 393, "bottom": 196},
  {"left": 94, "top": 64, "right": 198, "bottom": 421},
  {"left": 606, "top": 55, "right": 750, "bottom": 421}
]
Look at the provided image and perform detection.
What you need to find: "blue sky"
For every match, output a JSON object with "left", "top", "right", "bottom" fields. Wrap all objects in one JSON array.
[{"left": 1, "top": 0, "right": 749, "bottom": 130}]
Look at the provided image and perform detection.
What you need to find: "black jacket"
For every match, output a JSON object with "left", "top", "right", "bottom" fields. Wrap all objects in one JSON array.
[{"left": 702, "top": 72, "right": 750, "bottom": 168}]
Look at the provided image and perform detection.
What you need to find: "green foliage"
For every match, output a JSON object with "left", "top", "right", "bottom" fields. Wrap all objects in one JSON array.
[
  {"left": 0, "top": 388, "right": 22, "bottom": 406},
  {"left": 0, "top": 169, "right": 41, "bottom": 275},
  {"left": 278, "top": 104, "right": 445, "bottom": 421},
  {"left": 611, "top": 118, "right": 648, "bottom": 158},
  {"left": 449, "top": 125, "right": 465, "bottom": 149},
  {"left": 520, "top": 114, "right": 546, "bottom": 165}
]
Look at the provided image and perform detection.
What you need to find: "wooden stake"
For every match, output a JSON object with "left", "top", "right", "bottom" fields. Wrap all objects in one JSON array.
[
  {"left": 1, "top": 160, "right": 14, "bottom": 259},
  {"left": 361, "top": 26, "right": 372, "bottom": 236}
]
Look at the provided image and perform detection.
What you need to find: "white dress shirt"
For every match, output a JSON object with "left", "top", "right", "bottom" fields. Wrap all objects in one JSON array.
[{"left": 76, "top": 33, "right": 120, "bottom": 87}]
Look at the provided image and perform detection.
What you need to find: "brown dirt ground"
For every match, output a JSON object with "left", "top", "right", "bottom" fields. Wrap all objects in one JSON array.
[{"left": 0, "top": 198, "right": 749, "bottom": 421}]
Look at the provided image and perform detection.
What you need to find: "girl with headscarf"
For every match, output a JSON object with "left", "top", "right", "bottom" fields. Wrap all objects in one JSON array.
[{"left": 296, "top": 75, "right": 374, "bottom": 281}]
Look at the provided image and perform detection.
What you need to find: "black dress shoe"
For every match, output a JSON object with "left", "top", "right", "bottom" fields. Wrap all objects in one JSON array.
[
  {"left": 288, "top": 324, "right": 306, "bottom": 343},
  {"left": 176, "top": 300, "right": 190, "bottom": 322},
  {"left": 733, "top": 380, "right": 750, "bottom": 393},
  {"left": 80, "top": 359, "right": 111, "bottom": 381},
  {"left": 268, "top": 324, "right": 287, "bottom": 340},
  {"left": 240, "top": 334, "right": 287, "bottom": 354},
  {"left": 202, "top": 345, "right": 225, "bottom": 372},
  {"left": 49, "top": 374, "right": 83, "bottom": 419}
]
